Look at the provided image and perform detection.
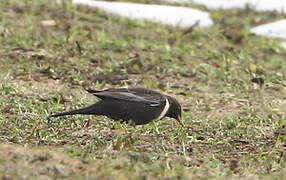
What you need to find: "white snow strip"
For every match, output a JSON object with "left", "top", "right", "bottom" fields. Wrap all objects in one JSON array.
[
  {"left": 251, "top": 19, "right": 286, "bottom": 39},
  {"left": 163, "top": 0, "right": 286, "bottom": 13},
  {"left": 72, "top": 0, "right": 213, "bottom": 28}
]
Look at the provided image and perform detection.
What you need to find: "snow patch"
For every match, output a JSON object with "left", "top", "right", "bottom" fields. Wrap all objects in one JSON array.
[
  {"left": 72, "top": 0, "right": 213, "bottom": 28},
  {"left": 251, "top": 19, "right": 286, "bottom": 39},
  {"left": 163, "top": 0, "right": 286, "bottom": 13}
]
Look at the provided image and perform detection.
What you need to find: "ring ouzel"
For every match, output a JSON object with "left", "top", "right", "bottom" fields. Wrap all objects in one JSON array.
[{"left": 50, "top": 87, "right": 182, "bottom": 126}]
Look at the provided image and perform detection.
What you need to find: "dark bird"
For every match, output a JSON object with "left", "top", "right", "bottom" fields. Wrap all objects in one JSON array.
[{"left": 50, "top": 87, "right": 183, "bottom": 126}]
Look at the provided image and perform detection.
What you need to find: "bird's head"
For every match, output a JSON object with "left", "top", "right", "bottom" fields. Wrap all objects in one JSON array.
[{"left": 165, "top": 96, "right": 183, "bottom": 126}]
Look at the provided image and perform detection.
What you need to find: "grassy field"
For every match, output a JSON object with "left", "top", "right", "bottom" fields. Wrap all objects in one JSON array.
[{"left": 1, "top": 0, "right": 286, "bottom": 179}]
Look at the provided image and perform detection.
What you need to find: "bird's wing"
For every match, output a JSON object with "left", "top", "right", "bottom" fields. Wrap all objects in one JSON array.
[{"left": 86, "top": 88, "right": 163, "bottom": 106}]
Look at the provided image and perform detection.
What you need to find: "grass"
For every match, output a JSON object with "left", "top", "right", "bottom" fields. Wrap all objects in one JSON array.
[{"left": 1, "top": 0, "right": 286, "bottom": 179}]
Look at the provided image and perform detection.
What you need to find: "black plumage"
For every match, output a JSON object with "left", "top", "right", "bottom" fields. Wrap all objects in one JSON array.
[{"left": 50, "top": 87, "right": 182, "bottom": 125}]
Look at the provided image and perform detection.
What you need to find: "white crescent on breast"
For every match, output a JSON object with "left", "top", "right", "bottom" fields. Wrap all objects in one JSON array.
[{"left": 157, "top": 97, "right": 170, "bottom": 119}]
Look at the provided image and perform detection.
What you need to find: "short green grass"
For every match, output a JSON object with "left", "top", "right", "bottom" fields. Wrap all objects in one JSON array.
[{"left": 1, "top": 0, "right": 286, "bottom": 179}]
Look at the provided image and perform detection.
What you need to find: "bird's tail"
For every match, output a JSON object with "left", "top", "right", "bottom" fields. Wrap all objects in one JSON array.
[{"left": 49, "top": 104, "right": 98, "bottom": 118}]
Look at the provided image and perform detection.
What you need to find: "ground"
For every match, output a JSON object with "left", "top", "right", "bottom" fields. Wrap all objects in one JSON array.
[{"left": 1, "top": 0, "right": 286, "bottom": 179}]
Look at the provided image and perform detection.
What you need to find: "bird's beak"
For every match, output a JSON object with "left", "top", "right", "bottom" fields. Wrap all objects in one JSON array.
[{"left": 176, "top": 116, "right": 184, "bottom": 127}]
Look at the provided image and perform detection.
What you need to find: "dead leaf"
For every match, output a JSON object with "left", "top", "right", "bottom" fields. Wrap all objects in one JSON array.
[
  {"left": 40, "top": 20, "right": 56, "bottom": 27},
  {"left": 248, "top": 63, "right": 257, "bottom": 73}
]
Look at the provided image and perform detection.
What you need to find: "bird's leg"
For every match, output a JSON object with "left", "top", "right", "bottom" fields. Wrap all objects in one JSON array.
[
  {"left": 83, "top": 119, "right": 92, "bottom": 128},
  {"left": 176, "top": 117, "right": 185, "bottom": 127}
]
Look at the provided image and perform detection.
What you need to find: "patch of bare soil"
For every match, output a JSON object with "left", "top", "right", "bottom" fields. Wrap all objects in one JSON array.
[
  {"left": 206, "top": 98, "right": 247, "bottom": 119},
  {"left": 10, "top": 73, "right": 91, "bottom": 103},
  {"left": 0, "top": 144, "right": 86, "bottom": 179},
  {"left": 13, "top": 73, "right": 64, "bottom": 94}
]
